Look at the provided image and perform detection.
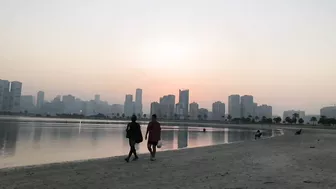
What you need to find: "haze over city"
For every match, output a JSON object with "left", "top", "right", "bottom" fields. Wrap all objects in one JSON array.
[{"left": 1, "top": 0, "right": 335, "bottom": 115}]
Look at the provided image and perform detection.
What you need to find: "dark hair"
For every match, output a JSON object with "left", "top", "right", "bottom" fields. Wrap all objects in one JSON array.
[
  {"left": 131, "top": 115, "right": 137, "bottom": 122},
  {"left": 152, "top": 114, "right": 157, "bottom": 119}
]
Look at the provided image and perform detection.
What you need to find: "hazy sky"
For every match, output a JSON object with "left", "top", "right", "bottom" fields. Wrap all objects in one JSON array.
[{"left": 1, "top": 0, "right": 335, "bottom": 115}]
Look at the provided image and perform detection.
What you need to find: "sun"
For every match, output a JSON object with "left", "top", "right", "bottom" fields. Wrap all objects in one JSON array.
[{"left": 138, "top": 38, "right": 189, "bottom": 68}]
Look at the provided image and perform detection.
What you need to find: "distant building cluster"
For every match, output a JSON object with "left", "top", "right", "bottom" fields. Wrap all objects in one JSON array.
[
  {"left": 228, "top": 94, "right": 272, "bottom": 119},
  {"left": 149, "top": 91, "right": 271, "bottom": 121},
  {"left": 124, "top": 89, "right": 143, "bottom": 117},
  {"left": 2, "top": 78, "right": 335, "bottom": 121},
  {"left": 320, "top": 106, "right": 336, "bottom": 118},
  {"left": 0, "top": 79, "right": 22, "bottom": 113}
]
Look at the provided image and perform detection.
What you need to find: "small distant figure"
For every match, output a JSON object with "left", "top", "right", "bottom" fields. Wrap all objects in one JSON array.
[
  {"left": 255, "top": 130, "right": 262, "bottom": 140},
  {"left": 145, "top": 114, "right": 161, "bottom": 161},
  {"left": 203, "top": 128, "right": 206, "bottom": 132},
  {"left": 125, "top": 115, "right": 143, "bottom": 163},
  {"left": 295, "top": 129, "right": 302, "bottom": 135}
]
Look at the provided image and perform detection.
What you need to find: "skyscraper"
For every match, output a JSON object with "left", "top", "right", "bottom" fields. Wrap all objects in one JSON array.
[
  {"left": 212, "top": 101, "right": 225, "bottom": 120},
  {"left": 124, "top": 94, "right": 134, "bottom": 117},
  {"left": 62, "top": 95, "right": 76, "bottom": 114},
  {"left": 0, "top": 79, "right": 10, "bottom": 111},
  {"left": 20, "top": 95, "right": 35, "bottom": 112},
  {"left": 160, "top": 94, "right": 175, "bottom": 119},
  {"left": 240, "top": 95, "right": 254, "bottom": 118},
  {"left": 150, "top": 102, "right": 161, "bottom": 118},
  {"left": 135, "top": 89, "right": 143, "bottom": 116},
  {"left": 178, "top": 89, "right": 189, "bottom": 117},
  {"left": 189, "top": 102, "right": 199, "bottom": 120},
  {"left": 9, "top": 81, "right": 22, "bottom": 112},
  {"left": 228, "top": 95, "right": 240, "bottom": 118},
  {"left": 94, "top": 94, "right": 100, "bottom": 103},
  {"left": 36, "top": 91, "right": 45, "bottom": 109}
]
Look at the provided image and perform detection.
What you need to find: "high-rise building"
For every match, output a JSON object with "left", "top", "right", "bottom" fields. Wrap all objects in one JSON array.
[
  {"left": 135, "top": 89, "right": 143, "bottom": 116},
  {"left": 62, "top": 95, "right": 76, "bottom": 114},
  {"left": 320, "top": 106, "right": 336, "bottom": 118},
  {"left": 228, "top": 95, "right": 240, "bottom": 118},
  {"left": 36, "top": 91, "right": 45, "bottom": 109},
  {"left": 95, "top": 94, "right": 100, "bottom": 103},
  {"left": 256, "top": 104, "right": 272, "bottom": 118},
  {"left": 20, "top": 95, "right": 35, "bottom": 112},
  {"left": 124, "top": 94, "right": 134, "bottom": 117},
  {"left": 212, "top": 101, "right": 225, "bottom": 121},
  {"left": 160, "top": 94, "right": 175, "bottom": 119},
  {"left": 150, "top": 102, "right": 161, "bottom": 118},
  {"left": 189, "top": 102, "right": 199, "bottom": 120},
  {"left": 240, "top": 95, "right": 254, "bottom": 118},
  {"left": 283, "top": 110, "right": 305, "bottom": 120},
  {"left": 9, "top": 81, "right": 22, "bottom": 112},
  {"left": 178, "top": 89, "right": 189, "bottom": 117},
  {"left": 253, "top": 103, "right": 258, "bottom": 117},
  {"left": 0, "top": 79, "right": 10, "bottom": 111}
]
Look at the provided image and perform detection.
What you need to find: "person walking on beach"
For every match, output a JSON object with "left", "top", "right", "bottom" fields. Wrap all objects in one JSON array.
[
  {"left": 145, "top": 114, "right": 161, "bottom": 161},
  {"left": 125, "top": 115, "right": 143, "bottom": 162}
]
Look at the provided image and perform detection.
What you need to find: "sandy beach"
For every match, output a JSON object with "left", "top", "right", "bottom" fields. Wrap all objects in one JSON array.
[{"left": 1, "top": 127, "right": 336, "bottom": 189}]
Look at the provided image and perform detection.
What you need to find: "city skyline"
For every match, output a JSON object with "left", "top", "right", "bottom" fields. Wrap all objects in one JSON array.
[
  {"left": 7, "top": 82, "right": 336, "bottom": 116},
  {"left": 2, "top": 78, "right": 336, "bottom": 120},
  {"left": 1, "top": 0, "right": 336, "bottom": 115}
]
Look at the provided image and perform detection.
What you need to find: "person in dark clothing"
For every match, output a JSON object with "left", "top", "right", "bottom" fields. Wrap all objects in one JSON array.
[{"left": 125, "top": 115, "right": 143, "bottom": 162}]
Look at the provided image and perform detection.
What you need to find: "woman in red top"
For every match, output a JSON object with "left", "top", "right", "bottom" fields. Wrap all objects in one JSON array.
[{"left": 145, "top": 114, "right": 161, "bottom": 161}]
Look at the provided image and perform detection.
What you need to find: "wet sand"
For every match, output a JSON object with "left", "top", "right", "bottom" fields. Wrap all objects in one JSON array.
[{"left": 1, "top": 127, "right": 336, "bottom": 189}]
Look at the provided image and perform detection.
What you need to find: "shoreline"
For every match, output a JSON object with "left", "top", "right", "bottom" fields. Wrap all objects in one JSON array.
[
  {"left": 1, "top": 128, "right": 336, "bottom": 188},
  {"left": 1, "top": 115, "right": 335, "bottom": 131}
]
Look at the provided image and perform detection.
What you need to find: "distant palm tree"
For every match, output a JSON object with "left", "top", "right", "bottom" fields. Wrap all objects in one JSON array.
[
  {"left": 298, "top": 118, "right": 304, "bottom": 124},
  {"left": 143, "top": 114, "right": 147, "bottom": 119},
  {"left": 285, "top": 117, "right": 292, "bottom": 124},
  {"left": 122, "top": 113, "right": 125, "bottom": 119},
  {"left": 310, "top": 117, "right": 317, "bottom": 125},
  {"left": 204, "top": 114, "right": 208, "bottom": 120},
  {"left": 292, "top": 113, "right": 299, "bottom": 124},
  {"left": 318, "top": 116, "right": 327, "bottom": 125},
  {"left": 227, "top": 115, "right": 232, "bottom": 123},
  {"left": 255, "top": 116, "right": 259, "bottom": 122},
  {"left": 116, "top": 113, "right": 120, "bottom": 118}
]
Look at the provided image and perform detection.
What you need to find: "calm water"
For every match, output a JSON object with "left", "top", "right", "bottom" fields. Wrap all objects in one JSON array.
[{"left": 0, "top": 120, "right": 283, "bottom": 169}]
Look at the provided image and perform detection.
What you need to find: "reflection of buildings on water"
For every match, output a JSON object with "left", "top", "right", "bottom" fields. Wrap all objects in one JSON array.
[
  {"left": 224, "top": 128, "right": 229, "bottom": 143},
  {"left": 228, "top": 129, "right": 254, "bottom": 143},
  {"left": 50, "top": 127, "right": 60, "bottom": 140},
  {"left": 33, "top": 126, "right": 43, "bottom": 143},
  {"left": 188, "top": 130, "right": 199, "bottom": 146},
  {"left": 211, "top": 130, "right": 225, "bottom": 144},
  {"left": 59, "top": 128, "right": 75, "bottom": 142},
  {"left": 178, "top": 127, "right": 188, "bottom": 149},
  {"left": 161, "top": 128, "right": 174, "bottom": 149},
  {"left": 0, "top": 122, "right": 19, "bottom": 157},
  {"left": 32, "top": 126, "right": 43, "bottom": 149},
  {"left": 91, "top": 128, "right": 99, "bottom": 146}
]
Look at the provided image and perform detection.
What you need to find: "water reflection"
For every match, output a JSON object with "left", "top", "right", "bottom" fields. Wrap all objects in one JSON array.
[
  {"left": 0, "top": 121, "right": 283, "bottom": 169},
  {"left": 0, "top": 122, "right": 19, "bottom": 157},
  {"left": 178, "top": 127, "right": 188, "bottom": 148}
]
